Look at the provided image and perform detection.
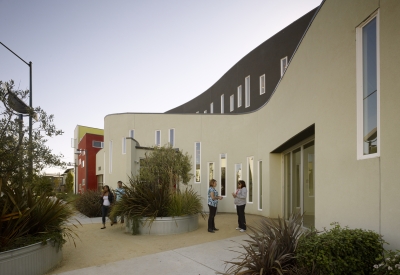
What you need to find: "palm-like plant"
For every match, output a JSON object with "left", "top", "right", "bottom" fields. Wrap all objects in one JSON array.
[{"left": 221, "top": 211, "right": 305, "bottom": 275}]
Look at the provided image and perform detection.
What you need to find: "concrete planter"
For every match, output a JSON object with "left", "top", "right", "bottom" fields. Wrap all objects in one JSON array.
[
  {"left": 0, "top": 240, "right": 62, "bottom": 275},
  {"left": 125, "top": 214, "right": 199, "bottom": 235}
]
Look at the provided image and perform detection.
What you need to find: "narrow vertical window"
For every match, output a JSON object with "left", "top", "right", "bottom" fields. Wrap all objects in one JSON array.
[
  {"left": 169, "top": 129, "right": 175, "bottom": 147},
  {"left": 82, "top": 160, "right": 85, "bottom": 168},
  {"left": 247, "top": 156, "right": 253, "bottom": 202},
  {"left": 281, "top": 56, "right": 288, "bottom": 76},
  {"left": 245, "top": 76, "right": 250, "bottom": 108},
  {"left": 109, "top": 141, "right": 113, "bottom": 173},
  {"left": 129, "top": 129, "right": 135, "bottom": 139},
  {"left": 237, "top": 85, "right": 242, "bottom": 107},
  {"left": 259, "top": 74, "right": 265, "bottom": 95},
  {"left": 195, "top": 142, "right": 201, "bottom": 183},
  {"left": 220, "top": 153, "right": 226, "bottom": 196},
  {"left": 122, "top": 137, "right": 126, "bottom": 154},
  {"left": 357, "top": 13, "right": 379, "bottom": 158},
  {"left": 230, "top": 94, "right": 234, "bottom": 112},
  {"left": 208, "top": 162, "right": 214, "bottom": 182},
  {"left": 210, "top": 102, "right": 214, "bottom": 113},
  {"left": 155, "top": 130, "right": 161, "bottom": 146},
  {"left": 258, "top": 161, "right": 262, "bottom": 210},
  {"left": 221, "top": 94, "right": 224, "bottom": 114},
  {"left": 235, "top": 164, "right": 242, "bottom": 193}
]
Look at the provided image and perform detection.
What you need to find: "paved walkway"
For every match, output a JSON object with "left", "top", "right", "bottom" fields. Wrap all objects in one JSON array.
[{"left": 55, "top": 214, "right": 250, "bottom": 275}]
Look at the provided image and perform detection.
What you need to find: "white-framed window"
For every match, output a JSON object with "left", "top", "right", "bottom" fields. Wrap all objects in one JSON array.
[
  {"left": 247, "top": 156, "right": 254, "bottom": 203},
  {"left": 79, "top": 159, "right": 81, "bottom": 165},
  {"left": 220, "top": 153, "right": 227, "bottom": 197},
  {"left": 208, "top": 162, "right": 215, "bottom": 195},
  {"left": 245, "top": 76, "right": 250, "bottom": 108},
  {"left": 122, "top": 137, "right": 126, "bottom": 154},
  {"left": 210, "top": 102, "right": 213, "bottom": 113},
  {"left": 237, "top": 85, "right": 242, "bottom": 108},
  {"left": 234, "top": 163, "right": 242, "bottom": 193},
  {"left": 357, "top": 11, "right": 379, "bottom": 159},
  {"left": 259, "top": 74, "right": 265, "bottom": 95},
  {"left": 258, "top": 160, "right": 262, "bottom": 210},
  {"left": 195, "top": 142, "right": 201, "bottom": 183},
  {"left": 82, "top": 160, "right": 85, "bottom": 168},
  {"left": 129, "top": 129, "right": 135, "bottom": 139},
  {"left": 155, "top": 130, "right": 161, "bottom": 146},
  {"left": 92, "top": 141, "right": 104, "bottom": 148},
  {"left": 230, "top": 94, "right": 234, "bottom": 112},
  {"left": 169, "top": 128, "right": 175, "bottom": 147},
  {"left": 221, "top": 94, "right": 224, "bottom": 114},
  {"left": 204, "top": 110, "right": 207, "bottom": 113},
  {"left": 109, "top": 141, "right": 113, "bottom": 173},
  {"left": 281, "top": 56, "right": 288, "bottom": 77}
]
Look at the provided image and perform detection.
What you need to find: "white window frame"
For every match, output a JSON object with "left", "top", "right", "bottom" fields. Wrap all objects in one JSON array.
[
  {"left": 220, "top": 153, "right": 227, "bottom": 197},
  {"left": 281, "top": 56, "right": 288, "bottom": 77},
  {"left": 237, "top": 85, "right": 242, "bottom": 108},
  {"left": 195, "top": 142, "right": 201, "bottom": 183},
  {"left": 258, "top": 160, "right": 263, "bottom": 211},
  {"left": 129, "top": 129, "right": 135, "bottom": 139},
  {"left": 230, "top": 94, "right": 234, "bottom": 112},
  {"left": 109, "top": 141, "right": 113, "bottom": 174},
  {"left": 210, "top": 102, "right": 213, "bottom": 113},
  {"left": 356, "top": 11, "right": 380, "bottom": 160},
  {"left": 155, "top": 130, "right": 161, "bottom": 146},
  {"left": 169, "top": 128, "right": 175, "bottom": 147},
  {"left": 221, "top": 94, "right": 224, "bottom": 114},
  {"left": 122, "top": 137, "right": 126, "bottom": 154},
  {"left": 79, "top": 159, "right": 81, "bottom": 165},
  {"left": 207, "top": 162, "right": 215, "bottom": 194},
  {"left": 245, "top": 76, "right": 250, "bottom": 108},
  {"left": 260, "top": 74, "right": 265, "bottom": 95},
  {"left": 82, "top": 160, "right": 85, "bottom": 168},
  {"left": 247, "top": 156, "right": 254, "bottom": 203}
]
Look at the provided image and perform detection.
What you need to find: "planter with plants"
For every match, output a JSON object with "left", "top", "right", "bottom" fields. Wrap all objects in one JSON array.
[{"left": 111, "top": 146, "right": 205, "bottom": 235}]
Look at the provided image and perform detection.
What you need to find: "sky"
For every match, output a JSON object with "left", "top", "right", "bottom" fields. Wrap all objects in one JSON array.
[{"left": 0, "top": 0, "right": 321, "bottom": 167}]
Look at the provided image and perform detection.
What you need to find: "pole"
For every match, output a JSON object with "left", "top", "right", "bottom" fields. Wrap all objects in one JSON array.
[{"left": 29, "top": 62, "right": 33, "bottom": 181}]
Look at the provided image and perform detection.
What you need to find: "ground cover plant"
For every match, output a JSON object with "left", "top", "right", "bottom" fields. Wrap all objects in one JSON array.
[{"left": 74, "top": 189, "right": 102, "bottom": 217}]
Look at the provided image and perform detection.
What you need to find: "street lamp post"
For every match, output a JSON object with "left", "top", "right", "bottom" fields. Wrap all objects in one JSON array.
[{"left": 1, "top": 41, "right": 33, "bottom": 181}]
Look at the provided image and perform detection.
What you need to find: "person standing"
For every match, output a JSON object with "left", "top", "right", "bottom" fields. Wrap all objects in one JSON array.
[
  {"left": 100, "top": 185, "right": 114, "bottom": 229},
  {"left": 113, "top": 180, "right": 125, "bottom": 224},
  {"left": 208, "top": 179, "right": 223, "bottom": 233},
  {"left": 232, "top": 180, "right": 247, "bottom": 232}
]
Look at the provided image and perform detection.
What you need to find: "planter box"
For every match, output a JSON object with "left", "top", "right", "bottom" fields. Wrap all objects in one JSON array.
[
  {"left": 0, "top": 240, "right": 62, "bottom": 275},
  {"left": 125, "top": 214, "right": 199, "bottom": 235}
]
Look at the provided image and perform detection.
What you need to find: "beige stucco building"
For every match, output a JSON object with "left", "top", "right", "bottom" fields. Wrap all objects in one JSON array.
[{"left": 96, "top": 0, "right": 400, "bottom": 249}]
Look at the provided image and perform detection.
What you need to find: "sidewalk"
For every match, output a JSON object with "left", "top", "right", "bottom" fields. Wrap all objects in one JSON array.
[{"left": 53, "top": 213, "right": 253, "bottom": 275}]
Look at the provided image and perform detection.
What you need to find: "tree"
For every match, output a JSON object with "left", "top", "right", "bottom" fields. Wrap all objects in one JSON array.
[
  {"left": 65, "top": 171, "right": 74, "bottom": 193},
  {"left": 0, "top": 80, "right": 65, "bottom": 189}
]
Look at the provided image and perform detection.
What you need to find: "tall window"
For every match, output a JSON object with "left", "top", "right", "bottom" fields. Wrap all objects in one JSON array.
[
  {"left": 245, "top": 76, "right": 250, "bottom": 108},
  {"left": 208, "top": 162, "right": 214, "bottom": 182},
  {"left": 258, "top": 161, "right": 262, "bottom": 210},
  {"left": 109, "top": 141, "right": 113, "bottom": 173},
  {"left": 220, "top": 154, "right": 226, "bottom": 196},
  {"left": 210, "top": 102, "right": 214, "bottom": 113},
  {"left": 230, "top": 94, "right": 234, "bottom": 112},
  {"left": 129, "top": 129, "right": 135, "bottom": 139},
  {"left": 281, "top": 56, "right": 288, "bottom": 76},
  {"left": 237, "top": 85, "right": 242, "bottom": 107},
  {"left": 169, "top": 128, "right": 175, "bottom": 147},
  {"left": 235, "top": 164, "right": 242, "bottom": 193},
  {"left": 155, "top": 130, "right": 161, "bottom": 146},
  {"left": 357, "top": 12, "right": 379, "bottom": 158},
  {"left": 122, "top": 137, "right": 126, "bottom": 154},
  {"left": 221, "top": 94, "right": 224, "bottom": 114},
  {"left": 195, "top": 142, "right": 201, "bottom": 183},
  {"left": 247, "top": 156, "right": 253, "bottom": 202},
  {"left": 260, "top": 74, "right": 265, "bottom": 95}
]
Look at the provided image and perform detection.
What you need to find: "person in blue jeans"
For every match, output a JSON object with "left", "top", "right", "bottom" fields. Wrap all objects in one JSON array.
[
  {"left": 232, "top": 180, "right": 247, "bottom": 232},
  {"left": 112, "top": 180, "right": 125, "bottom": 224},
  {"left": 208, "top": 179, "right": 223, "bottom": 233},
  {"left": 100, "top": 185, "right": 114, "bottom": 229}
]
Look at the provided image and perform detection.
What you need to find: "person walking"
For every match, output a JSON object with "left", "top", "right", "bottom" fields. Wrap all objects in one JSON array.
[
  {"left": 112, "top": 180, "right": 125, "bottom": 224},
  {"left": 232, "top": 180, "right": 247, "bottom": 232},
  {"left": 208, "top": 179, "right": 223, "bottom": 233},
  {"left": 100, "top": 185, "right": 114, "bottom": 229}
]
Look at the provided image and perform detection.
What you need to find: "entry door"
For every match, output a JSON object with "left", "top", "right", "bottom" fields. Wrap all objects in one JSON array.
[{"left": 284, "top": 140, "right": 315, "bottom": 228}]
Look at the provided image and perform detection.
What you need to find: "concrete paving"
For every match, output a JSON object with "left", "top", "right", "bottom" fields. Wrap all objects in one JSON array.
[{"left": 58, "top": 213, "right": 249, "bottom": 275}]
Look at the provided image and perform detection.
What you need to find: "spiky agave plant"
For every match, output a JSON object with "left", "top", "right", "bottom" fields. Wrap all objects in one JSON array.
[{"left": 221, "top": 211, "right": 306, "bottom": 275}]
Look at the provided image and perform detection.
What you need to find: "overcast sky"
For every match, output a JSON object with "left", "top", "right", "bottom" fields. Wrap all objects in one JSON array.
[{"left": 1, "top": 0, "right": 321, "bottom": 166}]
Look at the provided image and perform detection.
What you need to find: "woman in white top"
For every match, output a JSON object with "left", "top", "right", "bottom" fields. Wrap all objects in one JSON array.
[
  {"left": 100, "top": 185, "right": 114, "bottom": 229},
  {"left": 232, "top": 180, "right": 247, "bottom": 232}
]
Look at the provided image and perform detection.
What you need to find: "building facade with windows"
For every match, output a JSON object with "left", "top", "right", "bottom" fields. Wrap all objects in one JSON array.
[{"left": 96, "top": 0, "right": 400, "bottom": 249}]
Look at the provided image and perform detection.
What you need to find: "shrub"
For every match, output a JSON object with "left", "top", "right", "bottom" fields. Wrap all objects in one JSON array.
[
  {"left": 167, "top": 188, "right": 204, "bottom": 217},
  {"left": 373, "top": 249, "right": 400, "bottom": 275},
  {"left": 296, "top": 222, "right": 384, "bottom": 275},
  {"left": 221, "top": 211, "right": 305, "bottom": 275},
  {"left": 74, "top": 190, "right": 102, "bottom": 217}
]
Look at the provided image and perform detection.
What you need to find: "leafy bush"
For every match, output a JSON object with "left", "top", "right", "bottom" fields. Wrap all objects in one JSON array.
[
  {"left": 373, "top": 249, "right": 400, "bottom": 275},
  {"left": 222, "top": 211, "right": 305, "bottom": 275},
  {"left": 296, "top": 222, "right": 384, "bottom": 275},
  {"left": 74, "top": 190, "right": 102, "bottom": 217}
]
